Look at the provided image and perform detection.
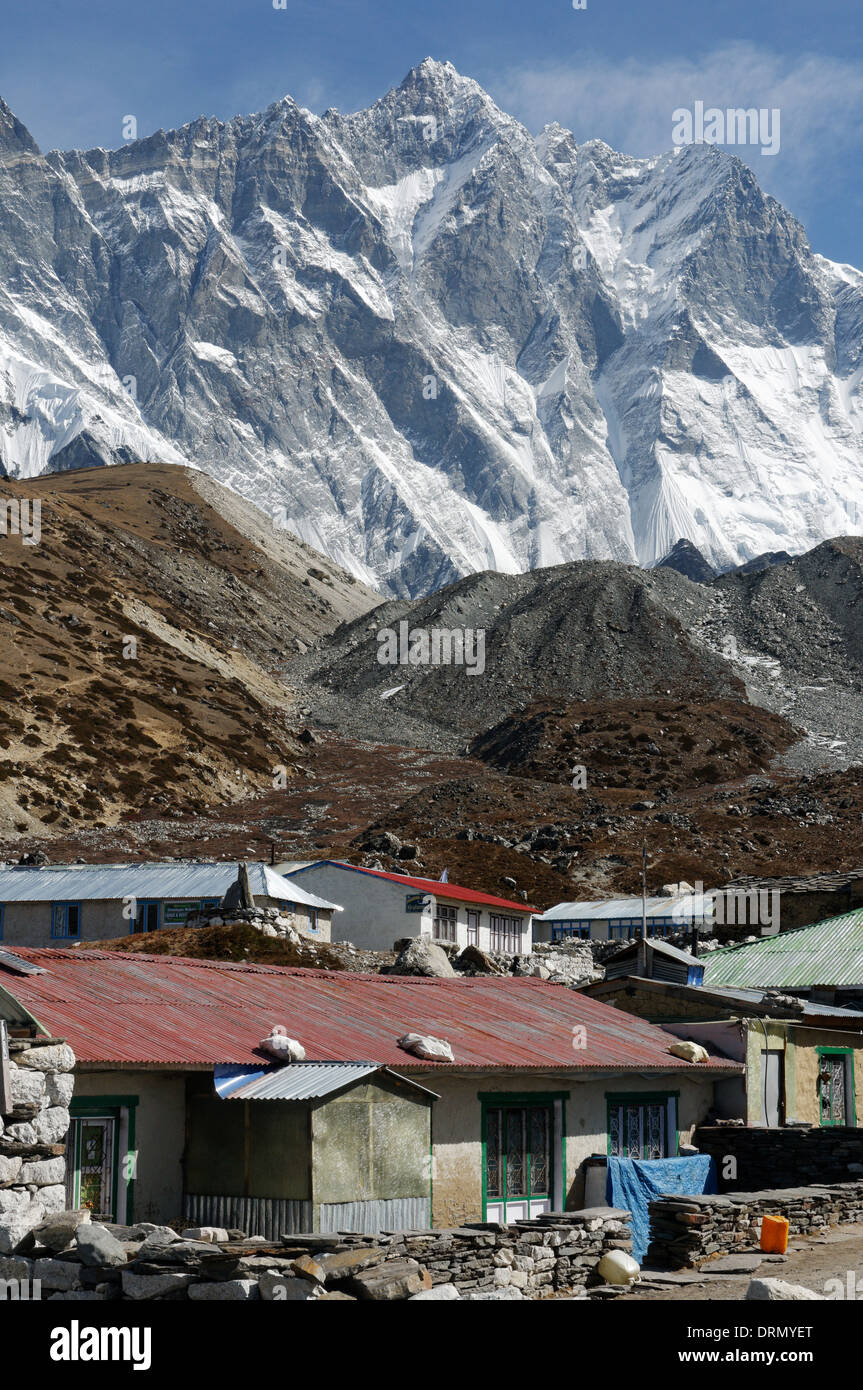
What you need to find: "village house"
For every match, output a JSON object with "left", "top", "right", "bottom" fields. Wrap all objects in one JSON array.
[
  {"left": 0, "top": 862, "right": 340, "bottom": 948},
  {"left": 582, "top": 934, "right": 863, "bottom": 1129},
  {"left": 534, "top": 892, "right": 713, "bottom": 944},
  {"left": 0, "top": 946, "right": 740, "bottom": 1235},
  {"left": 276, "top": 860, "right": 535, "bottom": 954},
  {"left": 718, "top": 868, "right": 863, "bottom": 934}
]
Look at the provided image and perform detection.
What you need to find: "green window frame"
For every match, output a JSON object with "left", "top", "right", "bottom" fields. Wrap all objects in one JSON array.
[
  {"left": 816, "top": 1047, "right": 856, "bottom": 1127},
  {"left": 479, "top": 1091, "right": 568, "bottom": 1219},
  {"left": 606, "top": 1091, "right": 679, "bottom": 1160},
  {"left": 68, "top": 1095, "right": 138, "bottom": 1223}
]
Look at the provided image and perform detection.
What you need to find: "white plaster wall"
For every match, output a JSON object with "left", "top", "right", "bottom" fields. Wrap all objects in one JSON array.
[
  {"left": 282, "top": 865, "right": 532, "bottom": 954},
  {"left": 408, "top": 1070, "right": 720, "bottom": 1227},
  {"left": 73, "top": 1069, "right": 187, "bottom": 1226}
]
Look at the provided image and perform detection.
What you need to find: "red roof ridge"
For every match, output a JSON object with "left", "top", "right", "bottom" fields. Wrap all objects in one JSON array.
[{"left": 311, "top": 862, "right": 537, "bottom": 912}]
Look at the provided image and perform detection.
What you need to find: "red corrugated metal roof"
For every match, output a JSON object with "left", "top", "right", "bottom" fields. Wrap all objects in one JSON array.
[
  {"left": 0, "top": 948, "right": 740, "bottom": 1074},
  {"left": 300, "top": 862, "right": 536, "bottom": 913}
]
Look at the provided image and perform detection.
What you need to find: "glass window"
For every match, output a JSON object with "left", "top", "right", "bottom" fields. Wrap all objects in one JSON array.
[
  {"left": 51, "top": 902, "right": 82, "bottom": 939},
  {"left": 490, "top": 915, "right": 523, "bottom": 953},
  {"left": 433, "top": 904, "right": 457, "bottom": 941}
]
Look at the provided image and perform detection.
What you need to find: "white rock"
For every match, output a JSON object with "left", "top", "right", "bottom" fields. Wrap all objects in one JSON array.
[
  {"left": 10, "top": 1069, "right": 46, "bottom": 1104},
  {"left": 182, "top": 1227, "right": 229, "bottom": 1244},
  {"left": 19, "top": 1157, "right": 65, "bottom": 1186},
  {"left": 39, "top": 1186, "right": 69, "bottom": 1214},
  {"left": 745, "top": 1278, "right": 824, "bottom": 1301},
  {"left": 0, "top": 1156, "right": 22, "bottom": 1184},
  {"left": 15, "top": 1044, "right": 75, "bottom": 1073},
  {"left": 46, "top": 1073, "right": 75, "bottom": 1107},
  {"left": 30, "top": 1107, "right": 70, "bottom": 1144},
  {"left": 409, "top": 1283, "right": 461, "bottom": 1299}
]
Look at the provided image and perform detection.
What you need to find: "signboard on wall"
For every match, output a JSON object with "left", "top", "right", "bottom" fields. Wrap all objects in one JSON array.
[
  {"left": 405, "top": 894, "right": 431, "bottom": 913},
  {"left": 0, "top": 1020, "right": 11, "bottom": 1116},
  {"left": 162, "top": 901, "right": 200, "bottom": 925}
]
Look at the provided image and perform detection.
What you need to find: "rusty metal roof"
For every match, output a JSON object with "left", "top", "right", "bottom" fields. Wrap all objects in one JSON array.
[{"left": 0, "top": 948, "right": 740, "bottom": 1074}]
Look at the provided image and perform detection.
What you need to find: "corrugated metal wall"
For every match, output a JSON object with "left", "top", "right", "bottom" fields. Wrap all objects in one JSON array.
[
  {"left": 318, "top": 1197, "right": 431, "bottom": 1233},
  {"left": 184, "top": 1194, "right": 312, "bottom": 1240}
]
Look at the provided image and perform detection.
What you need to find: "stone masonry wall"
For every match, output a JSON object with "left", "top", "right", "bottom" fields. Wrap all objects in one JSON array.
[
  {"left": 694, "top": 1124, "right": 863, "bottom": 1190},
  {"left": 647, "top": 1180, "right": 863, "bottom": 1270},
  {"left": 0, "top": 1031, "right": 74, "bottom": 1254},
  {"left": 0, "top": 1206, "right": 632, "bottom": 1301}
]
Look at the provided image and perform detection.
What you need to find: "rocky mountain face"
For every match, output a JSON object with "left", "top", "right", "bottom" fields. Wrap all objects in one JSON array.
[{"left": 1, "top": 61, "right": 862, "bottom": 596}]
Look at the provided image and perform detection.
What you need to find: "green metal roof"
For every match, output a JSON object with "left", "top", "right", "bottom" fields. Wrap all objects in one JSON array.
[{"left": 702, "top": 909, "right": 863, "bottom": 990}]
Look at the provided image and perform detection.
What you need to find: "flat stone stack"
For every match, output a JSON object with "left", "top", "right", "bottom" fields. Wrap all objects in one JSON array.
[
  {"left": 695, "top": 1124, "right": 863, "bottom": 1190},
  {"left": 0, "top": 1034, "right": 74, "bottom": 1254},
  {"left": 647, "top": 1181, "right": 863, "bottom": 1270},
  {"left": 5, "top": 1207, "right": 632, "bottom": 1301},
  {"left": 184, "top": 906, "right": 303, "bottom": 942}
]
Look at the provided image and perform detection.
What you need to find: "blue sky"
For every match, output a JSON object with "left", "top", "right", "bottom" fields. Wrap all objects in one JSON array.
[{"left": 2, "top": 0, "right": 862, "bottom": 265}]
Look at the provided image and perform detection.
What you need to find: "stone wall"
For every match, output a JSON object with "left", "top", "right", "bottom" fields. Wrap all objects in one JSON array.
[
  {"left": 0, "top": 1206, "right": 632, "bottom": 1301},
  {"left": 646, "top": 1180, "right": 863, "bottom": 1270},
  {"left": 0, "top": 1031, "right": 74, "bottom": 1254},
  {"left": 694, "top": 1123, "right": 863, "bottom": 1190}
]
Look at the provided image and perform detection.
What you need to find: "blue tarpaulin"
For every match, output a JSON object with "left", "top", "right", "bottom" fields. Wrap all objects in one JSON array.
[{"left": 606, "top": 1155, "right": 717, "bottom": 1263}]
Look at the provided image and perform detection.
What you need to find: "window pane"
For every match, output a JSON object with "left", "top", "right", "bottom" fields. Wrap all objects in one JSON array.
[
  {"left": 506, "top": 1108, "right": 527, "bottom": 1197},
  {"left": 529, "top": 1107, "right": 549, "bottom": 1195},
  {"left": 486, "top": 1109, "right": 502, "bottom": 1197}
]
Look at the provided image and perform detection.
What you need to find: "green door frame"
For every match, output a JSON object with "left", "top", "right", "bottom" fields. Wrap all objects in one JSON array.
[
  {"left": 816, "top": 1047, "right": 857, "bottom": 1127},
  {"left": 478, "top": 1091, "right": 569, "bottom": 1219},
  {"left": 69, "top": 1095, "right": 138, "bottom": 1223}
]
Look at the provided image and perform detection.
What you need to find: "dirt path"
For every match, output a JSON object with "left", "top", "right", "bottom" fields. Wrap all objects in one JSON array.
[{"left": 626, "top": 1222, "right": 863, "bottom": 1300}]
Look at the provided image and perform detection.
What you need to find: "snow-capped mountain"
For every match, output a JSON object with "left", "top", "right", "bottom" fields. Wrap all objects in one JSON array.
[{"left": 2, "top": 59, "right": 863, "bottom": 595}]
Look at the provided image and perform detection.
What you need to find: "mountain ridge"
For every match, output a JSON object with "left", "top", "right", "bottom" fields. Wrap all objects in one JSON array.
[{"left": 2, "top": 59, "right": 863, "bottom": 594}]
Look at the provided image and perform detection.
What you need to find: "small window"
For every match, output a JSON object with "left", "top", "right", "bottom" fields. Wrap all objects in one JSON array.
[
  {"left": 490, "top": 915, "right": 522, "bottom": 953},
  {"left": 132, "top": 901, "right": 160, "bottom": 934},
  {"left": 467, "top": 910, "right": 480, "bottom": 946},
  {"left": 433, "top": 904, "right": 457, "bottom": 942},
  {"left": 51, "top": 902, "right": 81, "bottom": 939},
  {"left": 308, "top": 908, "right": 318, "bottom": 932},
  {"left": 607, "top": 1093, "right": 677, "bottom": 1160}
]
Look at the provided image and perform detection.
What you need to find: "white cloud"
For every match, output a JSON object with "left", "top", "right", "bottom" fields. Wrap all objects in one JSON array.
[{"left": 490, "top": 43, "right": 863, "bottom": 232}]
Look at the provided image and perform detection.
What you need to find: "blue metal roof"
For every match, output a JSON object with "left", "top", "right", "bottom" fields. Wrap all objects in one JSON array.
[
  {"left": 0, "top": 863, "right": 340, "bottom": 912},
  {"left": 213, "top": 1061, "right": 439, "bottom": 1101},
  {"left": 537, "top": 894, "right": 713, "bottom": 922}
]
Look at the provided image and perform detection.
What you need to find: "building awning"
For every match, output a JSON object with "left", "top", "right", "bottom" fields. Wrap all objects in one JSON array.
[{"left": 213, "top": 1061, "right": 439, "bottom": 1102}]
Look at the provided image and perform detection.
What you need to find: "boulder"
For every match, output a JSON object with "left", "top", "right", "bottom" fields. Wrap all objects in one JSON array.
[
  {"left": 122, "top": 1270, "right": 193, "bottom": 1299},
  {"left": 33, "top": 1257, "right": 84, "bottom": 1292},
  {"left": 74, "top": 1223, "right": 128, "bottom": 1269},
  {"left": 745, "top": 1278, "right": 824, "bottom": 1301},
  {"left": 259, "top": 1272, "right": 322, "bottom": 1301},
  {"left": 31, "top": 1210, "right": 91, "bottom": 1252},
  {"left": 349, "top": 1258, "right": 432, "bottom": 1301},
  {"left": 390, "top": 938, "right": 455, "bottom": 979},
  {"left": 455, "top": 944, "right": 505, "bottom": 975},
  {"left": 291, "top": 1253, "right": 325, "bottom": 1284},
  {"left": 15, "top": 1044, "right": 75, "bottom": 1073},
  {"left": 188, "top": 1279, "right": 260, "bottom": 1301},
  {"left": 409, "top": 1282, "right": 461, "bottom": 1300}
]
